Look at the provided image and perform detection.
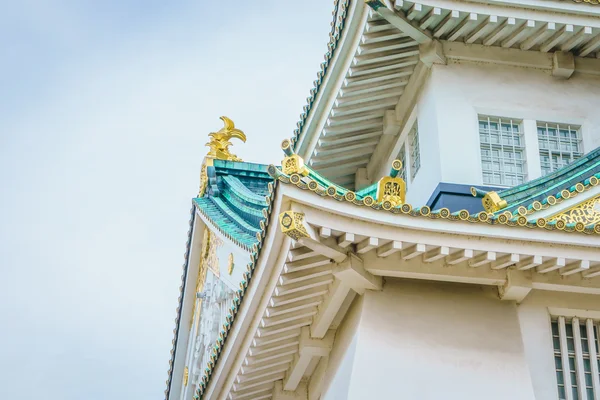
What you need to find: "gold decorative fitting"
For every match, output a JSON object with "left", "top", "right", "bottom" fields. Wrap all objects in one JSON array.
[
  {"left": 206, "top": 116, "right": 247, "bottom": 161},
  {"left": 548, "top": 195, "right": 600, "bottom": 226},
  {"left": 228, "top": 253, "right": 234, "bottom": 275},
  {"left": 282, "top": 154, "right": 309, "bottom": 176},
  {"left": 376, "top": 159, "right": 406, "bottom": 207},
  {"left": 198, "top": 117, "right": 246, "bottom": 196},
  {"left": 279, "top": 211, "right": 309, "bottom": 240},
  {"left": 482, "top": 191, "right": 508, "bottom": 213},
  {"left": 280, "top": 138, "right": 309, "bottom": 176},
  {"left": 183, "top": 366, "right": 189, "bottom": 386}
]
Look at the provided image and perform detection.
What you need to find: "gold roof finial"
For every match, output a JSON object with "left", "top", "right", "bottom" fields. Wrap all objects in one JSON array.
[
  {"left": 206, "top": 116, "right": 247, "bottom": 162},
  {"left": 199, "top": 117, "right": 247, "bottom": 197}
]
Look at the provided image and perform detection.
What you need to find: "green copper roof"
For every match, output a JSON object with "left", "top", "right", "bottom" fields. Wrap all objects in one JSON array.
[
  {"left": 496, "top": 146, "right": 600, "bottom": 215},
  {"left": 193, "top": 160, "right": 273, "bottom": 250}
]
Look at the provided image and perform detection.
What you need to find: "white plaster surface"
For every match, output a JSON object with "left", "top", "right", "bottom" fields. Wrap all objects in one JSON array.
[
  {"left": 518, "top": 289, "right": 600, "bottom": 400},
  {"left": 406, "top": 61, "right": 600, "bottom": 205},
  {"left": 346, "top": 279, "right": 536, "bottom": 399}
]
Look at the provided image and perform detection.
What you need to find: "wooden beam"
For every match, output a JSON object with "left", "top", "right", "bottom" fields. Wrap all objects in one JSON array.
[
  {"left": 446, "top": 249, "right": 473, "bottom": 265},
  {"left": 377, "top": 240, "right": 403, "bottom": 257},
  {"left": 357, "top": 237, "right": 379, "bottom": 254},
  {"left": 491, "top": 253, "right": 519, "bottom": 270},
  {"left": 333, "top": 253, "right": 383, "bottom": 294},
  {"left": 368, "top": 0, "right": 432, "bottom": 44},
  {"left": 465, "top": 15, "right": 497, "bottom": 44},
  {"left": 483, "top": 17, "right": 515, "bottom": 46},
  {"left": 469, "top": 251, "right": 496, "bottom": 267},
  {"left": 308, "top": 357, "right": 328, "bottom": 400},
  {"left": 536, "top": 257, "right": 566, "bottom": 274},
  {"left": 516, "top": 255, "right": 543, "bottom": 270},
  {"left": 337, "top": 232, "right": 355, "bottom": 248},
  {"left": 274, "top": 381, "right": 308, "bottom": 400},
  {"left": 521, "top": 22, "right": 555, "bottom": 51},
  {"left": 501, "top": 20, "right": 535, "bottom": 48},
  {"left": 582, "top": 265, "right": 600, "bottom": 279},
  {"left": 363, "top": 253, "right": 600, "bottom": 295},
  {"left": 448, "top": 13, "right": 478, "bottom": 42},
  {"left": 319, "top": 227, "right": 331, "bottom": 238},
  {"left": 283, "top": 328, "right": 334, "bottom": 391},
  {"left": 279, "top": 265, "right": 333, "bottom": 286},
  {"left": 560, "top": 260, "right": 590, "bottom": 276},
  {"left": 419, "top": 7, "right": 441, "bottom": 30},
  {"left": 579, "top": 34, "right": 600, "bottom": 57},
  {"left": 310, "top": 279, "right": 351, "bottom": 338},
  {"left": 561, "top": 26, "right": 592, "bottom": 52},
  {"left": 434, "top": 10, "right": 459, "bottom": 39},
  {"left": 401, "top": 243, "right": 426, "bottom": 260},
  {"left": 364, "top": 253, "right": 507, "bottom": 285},
  {"left": 284, "top": 256, "right": 333, "bottom": 274},
  {"left": 423, "top": 246, "right": 450, "bottom": 263},
  {"left": 498, "top": 269, "right": 532, "bottom": 303},
  {"left": 540, "top": 24, "right": 574, "bottom": 53}
]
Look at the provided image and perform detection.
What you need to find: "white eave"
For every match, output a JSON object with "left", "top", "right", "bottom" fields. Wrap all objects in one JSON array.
[
  {"left": 294, "top": 0, "right": 600, "bottom": 189},
  {"left": 203, "top": 183, "right": 600, "bottom": 400}
]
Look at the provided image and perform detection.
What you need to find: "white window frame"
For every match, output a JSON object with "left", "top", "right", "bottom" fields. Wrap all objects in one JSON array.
[
  {"left": 409, "top": 122, "right": 420, "bottom": 182},
  {"left": 474, "top": 108, "right": 587, "bottom": 183},
  {"left": 478, "top": 115, "right": 527, "bottom": 187},
  {"left": 537, "top": 121, "right": 583, "bottom": 176},
  {"left": 549, "top": 311, "right": 600, "bottom": 400}
]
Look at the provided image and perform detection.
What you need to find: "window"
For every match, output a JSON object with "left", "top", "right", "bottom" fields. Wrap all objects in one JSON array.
[
  {"left": 551, "top": 317, "right": 600, "bottom": 400},
  {"left": 397, "top": 143, "right": 407, "bottom": 183},
  {"left": 478, "top": 116, "right": 526, "bottom": 186},
  {"left": 538, "top": 122, "right": 582, "bottom": 176},
  {"left": 409, "top": 123, "right": 420, "bottom": 180}
]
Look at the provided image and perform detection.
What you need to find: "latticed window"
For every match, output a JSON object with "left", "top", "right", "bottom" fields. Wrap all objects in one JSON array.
[
  {"left": 397, "top": 143, "right": 407, "bottom": 183},
  {"left": 478, "top": 116, "right": 526, "bottom": 186},
  {"left": 538, "top": 122, "right": 582, "bottom": 176},
  {"left": 552, "top": 317, "right": 600, "bottom": 400},
  {"left": 409, "top": 123, "right": 420, "bottom": 180}
]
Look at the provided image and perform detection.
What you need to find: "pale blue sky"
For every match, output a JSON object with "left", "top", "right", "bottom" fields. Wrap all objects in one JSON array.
[{"left": 0, "top": 1, "right": 333, "bottom": 398}]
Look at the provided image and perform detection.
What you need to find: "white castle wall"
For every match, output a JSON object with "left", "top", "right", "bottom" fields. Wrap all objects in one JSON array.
[
  {"left": 406, "top": 61, "right": 600, "bottom": 206},
  {"left": 343, "top": 279, "right": 537, "bottom": 399}
]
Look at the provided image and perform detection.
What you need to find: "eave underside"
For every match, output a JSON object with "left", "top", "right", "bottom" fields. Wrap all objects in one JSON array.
[
  {"left": 214, "top": 188, "right": 600, "bottom": 400},
  {"left": 302, "top": 0, "right": 600, "bottom": 189}
]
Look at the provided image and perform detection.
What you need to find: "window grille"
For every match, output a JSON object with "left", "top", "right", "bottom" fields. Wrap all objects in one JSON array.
[
  {"left": 397, "top": 143, "right": 407, "bottom": 183},
  {"left": 478, "top": 116, "right": 526, "bottom": 186},
  {"left": 552, "top": 317, "right": 600, "bottom": 400},
  {"left": 409, "top": 123, "right": 420, "bottom": 180},
  {"left": 538, "top": 122, "right": 582, "bottom": 176}
]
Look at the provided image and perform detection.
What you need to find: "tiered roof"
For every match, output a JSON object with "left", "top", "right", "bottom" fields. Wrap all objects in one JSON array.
[{"left": 194, "top": 160, "right": 272, "bottom": 250}]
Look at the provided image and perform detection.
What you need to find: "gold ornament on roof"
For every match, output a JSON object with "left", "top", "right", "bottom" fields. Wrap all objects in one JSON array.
[
  {"left": 279, "top": 211, "right": 310, "bottom": 240},
  {"left": 548, "top": 195, "right": 600, "bottom": 226},
  {"left": 470, "top": 187, "right": 507, "bottom": 213},
  {"left": 206, "top": 116, "right": 247, "bottom": 162},
  {"left": 280, "top": 139, "right": 309, "bottom": 176},
  {"left": 376, "top": 159, "right": 406, "bottom": 208},
  {"left": 199, "top": 116, "right": 247, "bottom": 197},
  {"left": 482, "top": 191, "right": 507, "bottom": 213}
]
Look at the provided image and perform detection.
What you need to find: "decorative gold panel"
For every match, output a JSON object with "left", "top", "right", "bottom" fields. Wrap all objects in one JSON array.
[
  {"left": 279, "top": 211, "right": 310, "bottom": 240},
  {"left": 282, "top": 154, "right": 309, "bottom": 176},
  {"left": 482, "top": 191, "right": 507, "bottom": 213},
  {"left": 548, "top": 195, "right": 600, "bottom": 226},
  {"left": 376, "top": 176, "right": 406, "bottom": 207}
]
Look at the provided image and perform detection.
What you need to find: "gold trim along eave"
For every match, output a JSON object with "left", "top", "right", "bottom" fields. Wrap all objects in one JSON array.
[{"left": 268, "top": 165, "right": 599, "bottom": 235}]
